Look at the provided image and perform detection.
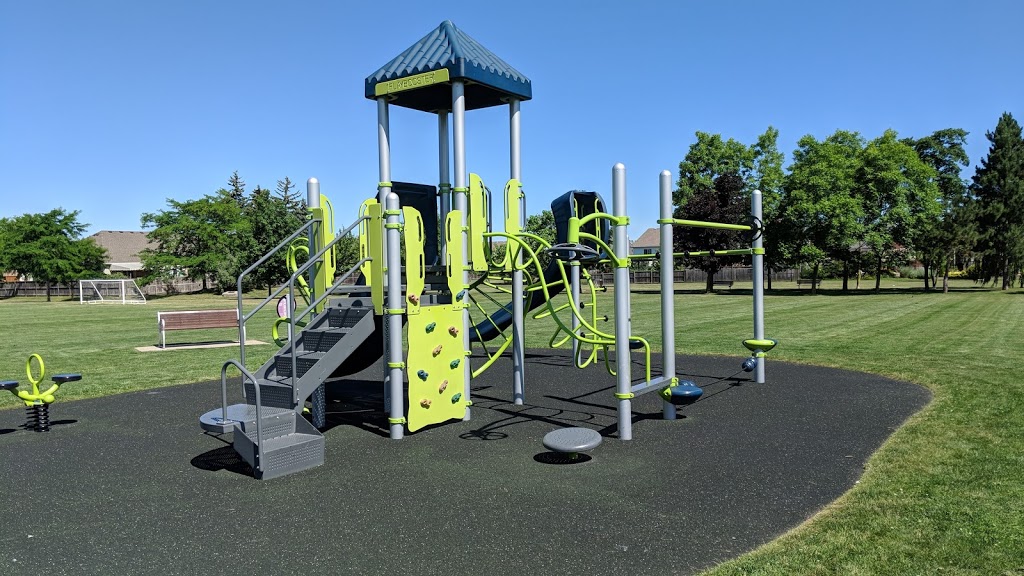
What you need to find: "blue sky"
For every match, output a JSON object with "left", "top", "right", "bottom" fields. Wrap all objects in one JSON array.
[{"left": 2, "top": 1, "right": 1022, "bottom": 239}]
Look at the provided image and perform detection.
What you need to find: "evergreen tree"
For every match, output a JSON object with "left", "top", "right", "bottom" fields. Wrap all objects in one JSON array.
[
  {"left": 227, "top": 171, "right": 247, "bottom": 206},
  {"left": 971, "top": 112, "right": 1024, "bottom": 289},
  {"left": 276, "top": 177, "right": 306, "bottom": 220}
]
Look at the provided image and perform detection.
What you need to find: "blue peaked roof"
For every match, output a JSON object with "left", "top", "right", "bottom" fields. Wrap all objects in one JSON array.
[{"left": 365, "top": 20, "right": 532, "bottom": 112}]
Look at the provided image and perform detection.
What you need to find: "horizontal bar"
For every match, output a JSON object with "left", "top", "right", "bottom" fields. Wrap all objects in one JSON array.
[
  {"left": 669, "top": 219, "right": 752, "bottom": 232},
  {"left": 630, "top": 375, "right": 673, "bottom": 396}
]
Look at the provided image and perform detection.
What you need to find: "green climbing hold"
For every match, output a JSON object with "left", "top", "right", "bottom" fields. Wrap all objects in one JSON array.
[
  {"left": 425, "top": 322, "right": 436, "bottom": 333},
  {"left": 451, "top": 393, "right": 462, "bottom": 404},
  {"left": 455, "top": 289, "right": 467, "bottom": 301},
  {"left": 449, "top": 359, "right": 460, "bottom": 369},
  {"left": 417, "top": 369, "right": 429, "bottom": 381}
]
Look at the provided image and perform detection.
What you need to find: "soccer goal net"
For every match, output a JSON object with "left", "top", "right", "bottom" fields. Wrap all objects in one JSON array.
[{"left": 79, "top": 279, "right": 147, "bottom": 304}]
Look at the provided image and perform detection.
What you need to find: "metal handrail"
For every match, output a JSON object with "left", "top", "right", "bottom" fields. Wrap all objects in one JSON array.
[
  {"left": 220, "top": 359, "right": 263, "bottom": 478},
  {"left": 235, "top": 217, "right": 315, "bottom": 364},
  {"left": 280, "top": 215, "right": 370, "bottom": 400}
]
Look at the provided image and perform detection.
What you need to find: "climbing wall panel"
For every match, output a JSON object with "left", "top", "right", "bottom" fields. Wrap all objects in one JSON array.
[{"left": 407, "top": 305, "right": 469, "bottom": 432}]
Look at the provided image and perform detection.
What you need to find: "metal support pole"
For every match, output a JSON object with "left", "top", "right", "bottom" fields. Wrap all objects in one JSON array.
[
  {"left": 612, "top": 163, "right": 633, "bottom": 440},
  {"left": 438, "top": 111, "right": 450, "bottom": 260},
  {"left": 570, "top": 262, "right": 580, "bottom": 362},
  {"left": 659, "top": 170, "right": 677, "bottom": 420},
  {"left": 377, "top": 97, "right": 395, "bottom": 416},
  {"left": 385, "top": 193, "right": 405, "bottom": 439},
  {"left": 751, "top": 189, "right": 766, "bottom": 384},
  {"left": 307, "top": 178, "right": 326, "bottom": 429},
  {"left": 453, "top": 81, "right": 471, "bottom": 420},
  {"left": 510, "top": 99, "right": 525, "bottom": 405}
]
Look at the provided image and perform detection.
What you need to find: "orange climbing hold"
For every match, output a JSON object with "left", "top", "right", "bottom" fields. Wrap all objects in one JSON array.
[{"left": 432, "top": 345, "right": 443, "bottom": 356}]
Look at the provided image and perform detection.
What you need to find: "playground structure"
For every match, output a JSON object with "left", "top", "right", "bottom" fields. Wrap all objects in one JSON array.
[
  {"left": 198, "top": 21, "right": 772, "bottom": 479},
  {"left": 1, "top": 354, "right": 81, "bottom": 432}
]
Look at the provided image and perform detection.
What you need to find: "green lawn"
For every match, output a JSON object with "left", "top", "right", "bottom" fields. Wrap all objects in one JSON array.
[{"left": 1, "top": 279, "right": 1022, "bottom": 574}]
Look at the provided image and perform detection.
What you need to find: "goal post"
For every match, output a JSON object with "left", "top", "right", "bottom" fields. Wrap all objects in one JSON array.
[{"left": 79, "top": 279, "right": 147, "bottom": 304}]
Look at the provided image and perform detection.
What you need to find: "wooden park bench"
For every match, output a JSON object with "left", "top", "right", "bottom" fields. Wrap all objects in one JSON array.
[
  {"left": 157, "top": 309, "right": 239, "bottom": 348},
  {"left": 712, "top": 280, "right": 734, "bottom": 289},
  {"left": 796, "top": 279, "right": 821, "bottom": 288}
]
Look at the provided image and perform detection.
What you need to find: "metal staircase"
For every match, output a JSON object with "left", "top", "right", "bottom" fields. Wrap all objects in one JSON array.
[{"left": 201, "top": 297, "right": 377, "bottom": 479}]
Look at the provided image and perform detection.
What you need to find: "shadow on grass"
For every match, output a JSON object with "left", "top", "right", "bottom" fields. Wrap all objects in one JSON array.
[{"left": 631, "top": 286, "right": 1000, "bottom": 297}]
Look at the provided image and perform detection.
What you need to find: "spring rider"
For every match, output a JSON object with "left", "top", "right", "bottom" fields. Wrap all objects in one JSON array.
[{"left": 1, "top": 354, "right": 80, "bottom": 432}]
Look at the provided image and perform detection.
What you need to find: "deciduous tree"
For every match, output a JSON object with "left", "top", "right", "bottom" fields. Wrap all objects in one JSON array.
[{"left": 0, "top": 209, "right": 106, "bottom": 301}]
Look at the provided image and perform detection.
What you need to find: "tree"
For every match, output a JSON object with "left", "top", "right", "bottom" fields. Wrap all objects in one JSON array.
[
  {"left": 971, "top": 112, "right": 1024, "bottom": 290},
  {"left": 140, "top": 191, "right": 249, "bottom": 292},
  {"left": 243, "top": 185, "right": 304, "bottom": 293},
  {"left": 674, "top": 132, "right": 755, "bottom": 208},
  {"left": 522, "top": 209, "right": 556, "bottom": 271},
  {"left": 674, "top": 173, "right": 749, "bottom": 292},
  {"left": 227, "top": 171, "right": 246, "bottom": 206},
  {"left": 276, "top": 177, "right": 306, "bottom": 220},
  {"left": 907, "top": 129, "right": 972, "bottom": 292},
  {"left": 780, "top": 130, "right": 866, "bottom": 293},
  {"left": 855, "top": 130, "right": 940, "bottom": 292},
  {"left": 0, "top": 209, "right": 107, "bottom": 301},
  {"left": 751, "top": 127, "right": 787, "bottom": 288}
]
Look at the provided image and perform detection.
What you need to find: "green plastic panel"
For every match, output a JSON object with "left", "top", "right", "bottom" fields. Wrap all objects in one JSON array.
[
  {"left": 406, "top": 305, "right": 469, "bottom": 432},
  {"left": 403, "top": 206, "right": 425, "bottom": 316},
  {"left": 366, "top": 202, "right": 384, "bottom": 315},
  {"left": 502, "top": 178, "right": 522, "bottom": 271},
  {"left": 468, "top": 173, "right": 488, "bottom": 272},
  {"left": 445, "top": 210, "right": 466, "bottom": 309},
  {"left": 358, "top": 199, "right": 377, "bottom": 284}
]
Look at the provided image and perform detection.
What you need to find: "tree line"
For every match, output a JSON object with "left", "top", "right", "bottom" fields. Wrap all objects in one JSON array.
[
  {"left": 3, "top": 113, "right": 1021, "bottom": 299},
  {"left": 672, "top": 112, "right": 1024, "bottom": 293}
]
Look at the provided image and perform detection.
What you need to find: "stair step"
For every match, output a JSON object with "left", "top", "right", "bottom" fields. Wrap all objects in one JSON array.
[
  {"left": 274, "top": 352, "right": 326, "bottom": 378},
  {"left": 232, "top": 415, "right": 325, "bottom": 480},
  {"left": 327, "top": 306, "right": 371, "bottom": 328},
  {"left": 243, "top": 379, "right": 295, "bottom": 410},
  {"left": 200, "top": 403, "right": 292, "bottom": 434},
  {"left": 235, "top": 405, "right": 299, "bottom": 441},
  {"left": 300, "top": 328, "right": 350, "bottom": 353}
]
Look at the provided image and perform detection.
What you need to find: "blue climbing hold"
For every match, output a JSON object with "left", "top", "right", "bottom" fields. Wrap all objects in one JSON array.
[
  {"left": 455, "top": 289, "right": 467, "bottom": 301},
  {"left": 451, "top": 393, "right": 462, "bottom": 403},
  {"left": 449, "top": 359, "right": 460, "bottom": 369},
  {"left": 417, "top": 370, "right": 429, "bottom": 381},
  {"left": 425, "top": 322, "right": 436, "bottom": 333}
]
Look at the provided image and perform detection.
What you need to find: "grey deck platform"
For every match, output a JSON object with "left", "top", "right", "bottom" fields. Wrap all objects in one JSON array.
[{"left": 0, "top": 350, "right": 929, "bottom": 575}]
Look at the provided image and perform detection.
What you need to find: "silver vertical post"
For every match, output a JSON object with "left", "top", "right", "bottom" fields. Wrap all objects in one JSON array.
[
  {"left": 307, "top": 177, "right": 326, "bottom": 429},
  {"left": 377, "top": 97, "right": 395, "bottom": 417},
  {"left": 570, "top": 263, "right": 580, "bottom": 362},
  {"left": 751, "top": 189, "right": 766, "bottom": 384},
  {"left": 453, "top": 81, "right": 472, "bottom": 419},
  {"left": 612, "top": 163, "right": 633, "bottom": 440},
  {"left": 438, "top": 111, "right": 450, "bottom": 259},
  {"left": 659, "top": 170, "right": 677, "bottom": 420},
  {"left": 510, "top": 99, "right": 525, "bottom": 405},
  {"left": 385, "top": 193, "right": 405, "bottom": 439}
]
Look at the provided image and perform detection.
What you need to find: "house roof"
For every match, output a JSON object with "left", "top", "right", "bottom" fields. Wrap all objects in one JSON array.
[
  {"left": 365, "top": 20, "right": 532, "bottom": 112},
  {"left": 633, "top": 228, "right": 660, "bottom": 248},
  {"left": 89, "top": 231, "right": 155, "bottom": 265}
]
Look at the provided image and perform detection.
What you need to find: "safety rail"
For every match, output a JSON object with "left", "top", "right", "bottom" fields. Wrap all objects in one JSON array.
[
  {"left": 281, "top": 215, "right": 370, "bottom": 402},
  {"left": 218, "top": 359, "right": 263, "bottom": 476},
  {"left": 235, "top": 219, "right": 316, "bottom": 367},
  {"left": 236, "top": 214, "right": 368, "bottom": 371}
]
